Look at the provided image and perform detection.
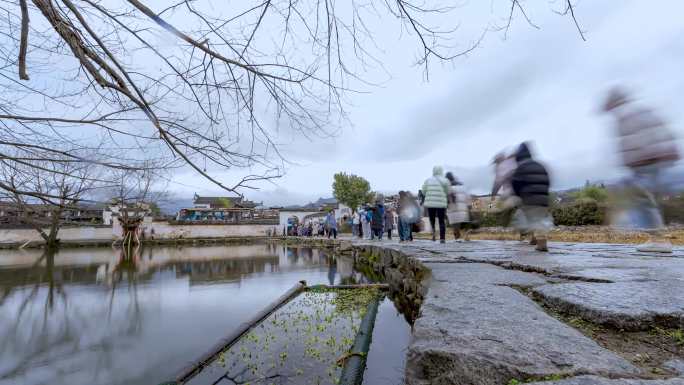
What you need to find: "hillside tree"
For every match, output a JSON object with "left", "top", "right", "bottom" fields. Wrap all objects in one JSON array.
[{"left": 332, "top": 172, "right": 373, "bottom": 213}]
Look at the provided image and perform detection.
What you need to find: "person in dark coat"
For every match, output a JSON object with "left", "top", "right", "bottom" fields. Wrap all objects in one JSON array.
[
  {"left": 371, "top": 199, "right": 385, "bottom": 240},
  {"left": 383, "top": 207, "right": 394, "bottom": 240},
  {"left": 511, "top": 142, "right": 552, "bottom": 251}
]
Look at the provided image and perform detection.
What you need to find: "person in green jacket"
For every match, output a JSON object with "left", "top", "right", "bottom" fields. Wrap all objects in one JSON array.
[{"left": 422, "top": 166, "right": 449, "bottom": 243}]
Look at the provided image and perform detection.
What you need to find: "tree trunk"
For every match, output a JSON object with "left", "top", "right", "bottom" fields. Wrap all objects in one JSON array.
[
  {"left": 119, "top": 216, "right": 143, "bottom": 252},
  {"left": 45, "top": 210, "right": 61, "bottom": 250}
]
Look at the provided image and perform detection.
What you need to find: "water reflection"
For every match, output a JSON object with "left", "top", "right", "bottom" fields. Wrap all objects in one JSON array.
[{"left": 0, "top": 243, "right": 360, "bottom": 385}]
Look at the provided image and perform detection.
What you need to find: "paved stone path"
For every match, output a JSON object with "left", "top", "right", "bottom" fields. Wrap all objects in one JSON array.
[{"left": 347, "top": 238, "right": 684, "bottom": 385}]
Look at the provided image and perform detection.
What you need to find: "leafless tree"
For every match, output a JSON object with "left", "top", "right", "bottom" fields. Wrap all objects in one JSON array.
[
  {"left": 0, "top": 0, "right": 585, "bottom": 199},
  {"left": 0, "top": 152, "right": 102, "bottom": 248},
  {"left": 108, "top": 165, "right": 167, "bottom": 250}
]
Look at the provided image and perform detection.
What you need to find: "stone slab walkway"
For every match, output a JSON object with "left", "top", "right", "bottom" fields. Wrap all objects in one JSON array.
[{"left": 346, "top": 238, "right": 684, "bottom": 385}]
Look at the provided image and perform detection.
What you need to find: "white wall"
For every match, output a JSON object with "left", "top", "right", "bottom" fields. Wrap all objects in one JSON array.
[
  {"left": 278, "top": 210, "right": 320, "bottom": 229},
  {"left": 0, "top": 227, "right": 114, "bottom": 245},
  {"left": 336, "top": 203, "right": 352, "bottom": 221},
  {"left": 139, "top": 222, "right": 279, "bottom": 239},
  {"left": 0, "top": 222, "right": 281, "bottom": 245}
]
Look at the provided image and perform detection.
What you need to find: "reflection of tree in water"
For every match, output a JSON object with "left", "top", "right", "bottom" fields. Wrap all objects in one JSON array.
[
  {"left": 106, "top": 246, "right": 143, "bottom": 336},
  {"left": 327, "top": 255, "right": 336, "bottom": 286},
  {"left": 0, "top": 249, "right": 67, "bottom": 380},
  {"left": 0, "top": 246, "right": 144, "bottom": 383}
]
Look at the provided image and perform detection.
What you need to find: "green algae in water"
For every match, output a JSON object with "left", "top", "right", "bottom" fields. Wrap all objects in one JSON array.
[{"left": 186, "top": 288, "right": 381, "bottom": 385}]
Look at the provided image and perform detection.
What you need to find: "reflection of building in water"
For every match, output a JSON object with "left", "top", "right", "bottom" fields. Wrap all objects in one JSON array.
[
  {"left": 282, "top": 245, "right": 328, "bottom": 267},
  {"left": 1, "top": 244, "right": 333, "bottom": 290},
  {"left": 337, "top": 255, "right": 355, "bottom": 284},
  {"left": 173, "top": 256, "right": 279, "bottom": 284}
]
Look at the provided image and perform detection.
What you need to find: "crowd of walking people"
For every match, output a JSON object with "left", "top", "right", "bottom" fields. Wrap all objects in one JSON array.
[
  {"left": 289, "top": 87, "right": 681, "bottom": 254},
  {"left": 287, "top": 210, "right": 339, "bottom": 239}
]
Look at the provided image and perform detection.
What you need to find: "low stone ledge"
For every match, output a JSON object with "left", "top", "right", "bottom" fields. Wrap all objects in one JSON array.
[{"left": 532, "top": 281, "right": 684, "bottom": 331}]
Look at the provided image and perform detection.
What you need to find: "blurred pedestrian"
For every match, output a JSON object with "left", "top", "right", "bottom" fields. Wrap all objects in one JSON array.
[
  {"left": 603, "top": 87, "right": 681, "bottom": 253},
  {"left": 384, "top": 207, "right": 394, "bottom": 240},
  {"left": 371, "top": 196, "right": 385, "bottom": 240},
  {"left": 445, "top": 172, "right": 471, "bottom": 241},
  {"left": 492, "top": 151, "right": 519, "bottom": 207},
  {"left": 511, "top": 142, "right": 552, "bottom": 252},
  {"left": 397, "top": 191, "right": 409, "bottom": 242},
  {"left": 492, "top": 150, "right": 523, "bottom": 237},
  {"left": 422, "top": 166, "right": 449, "bottom": 243},
  {"left": 352, "top": 210, "right": 360, "bottom": 238},
  {"left": 325, "top": 210, "right": 338, "bottom": 239},
  {"left": 397, "top": 191, "right": 420, "bottom": 242},
  {"left": 361, "top": 205, "right": 372, "bottom": 240}
]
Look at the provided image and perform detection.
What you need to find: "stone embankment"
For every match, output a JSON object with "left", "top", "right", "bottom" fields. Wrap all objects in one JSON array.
[{"left": 303, "top": 237, "right": 684, "bottom": 385}]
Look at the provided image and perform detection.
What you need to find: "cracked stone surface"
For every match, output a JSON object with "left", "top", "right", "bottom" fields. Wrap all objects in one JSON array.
[
  {"left": 405, "top": 263, "right": 639, "bottom": 385},
  {"left": 532, "top": 281, "right": 684, "bottom": 330},
  {"left": 525, "top": 376, "right": 684, "bottom": 384},
  {"left": 663, "top": 359, "right": 684, "bottom": 376},
  {"left": 396, "top": 239, "right": 684, "bottom": 283},
  {"left": 342, "top": 238, "right": 684, "bottom": 384}
]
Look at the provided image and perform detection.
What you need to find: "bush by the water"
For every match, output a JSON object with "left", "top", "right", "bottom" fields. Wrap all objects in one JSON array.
[
  {"left": 471, "top": 210, "right": 511, "bottom": 227},
  {"left": 551, "top": 199, "right": 606, "bottom": 226},
  {"left": 661, "top": 195, "right": 684, "bottom": 225},
  {"left": 472, "top": 200, "right": 606, "bottom": 227}
]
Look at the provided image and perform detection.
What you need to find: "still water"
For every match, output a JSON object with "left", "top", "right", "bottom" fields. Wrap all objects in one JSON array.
[{"left": 0, "top": 243, "right": 409, "bottom": 385}]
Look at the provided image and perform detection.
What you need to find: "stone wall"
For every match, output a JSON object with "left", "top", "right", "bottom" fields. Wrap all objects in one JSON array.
[
  {"left": 283, "top": 238, "right": 430, "bottom": 324},
  {"left": 347, "top": 243, "right": 430, "bottom": 324}
]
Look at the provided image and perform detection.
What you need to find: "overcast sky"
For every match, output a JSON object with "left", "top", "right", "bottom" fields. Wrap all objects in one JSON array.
[{"left": 168, "top": 1, "right": 684, "bottom": 206}]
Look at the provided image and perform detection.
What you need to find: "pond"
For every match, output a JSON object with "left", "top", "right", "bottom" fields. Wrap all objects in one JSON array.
[{"left": 0, "top": 243, "right": 410, "bottom": 385}]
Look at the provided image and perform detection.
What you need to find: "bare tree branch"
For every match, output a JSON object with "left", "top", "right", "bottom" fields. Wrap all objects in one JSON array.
[
  {"left": 0, "top": 0, "right": 587, "bottom": 204},
  {"left": 18, "top": 0, "right": 29, "bottom": 80}
]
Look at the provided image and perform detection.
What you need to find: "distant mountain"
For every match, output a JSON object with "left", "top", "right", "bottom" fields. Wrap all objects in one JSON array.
[{"left": 156, "top": 196, "right": 193, "bottom": 215}]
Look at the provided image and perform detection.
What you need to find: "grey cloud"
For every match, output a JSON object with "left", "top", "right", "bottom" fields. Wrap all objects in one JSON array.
[{"left": 370, "top": 59, "right": 542, "bottom": 162}]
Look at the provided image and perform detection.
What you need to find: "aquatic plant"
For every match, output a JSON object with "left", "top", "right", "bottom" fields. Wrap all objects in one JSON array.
[{"left": 186, "top": 288, "right": 381, "bottom": 385}]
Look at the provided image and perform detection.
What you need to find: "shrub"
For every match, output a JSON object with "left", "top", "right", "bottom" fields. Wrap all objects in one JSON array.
[
  {"left": 552, "top": 199, "right": 606, "bottom": 226},
  {"left": 570, "top": 185, "right": 608, "bottom": 203},
  {"left": 471, "top": 209, "right": 512, "bottom": 227},
  {"left": 660, "top": 196, "right": 684, "bottom": 225}
]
